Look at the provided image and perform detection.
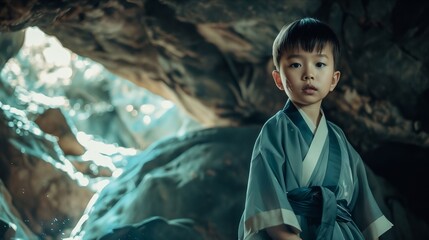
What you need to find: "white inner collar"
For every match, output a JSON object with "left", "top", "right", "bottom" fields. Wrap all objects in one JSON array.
[{"left": 296, "top": 107, "right": 323, "bottom": 134}]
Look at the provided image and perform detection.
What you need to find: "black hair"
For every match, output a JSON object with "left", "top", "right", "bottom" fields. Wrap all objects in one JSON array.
[{"left": 272, "top": 17, "right": 340, "bottom": 70}]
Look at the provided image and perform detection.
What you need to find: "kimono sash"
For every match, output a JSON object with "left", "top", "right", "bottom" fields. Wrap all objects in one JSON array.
[{"left": 287, "top": 187, "right": 353, "bottom": 240}]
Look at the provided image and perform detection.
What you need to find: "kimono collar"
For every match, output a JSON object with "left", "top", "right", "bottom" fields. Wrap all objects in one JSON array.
[
  {"left": 297, "top": 107, "right": 318, "bottom": 134},
  {"left": 283, "top": 100, "right": 323, "bottom": 144}
]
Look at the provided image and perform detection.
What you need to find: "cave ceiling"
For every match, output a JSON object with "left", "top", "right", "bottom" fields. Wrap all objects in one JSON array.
[{"left": 0, "top": 0, "right": 428, "bottom": 148}]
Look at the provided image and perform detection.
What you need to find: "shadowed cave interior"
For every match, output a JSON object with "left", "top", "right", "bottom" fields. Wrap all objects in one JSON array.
[{"left": 1, "top": 0, "right": 429, "bottom": 239}]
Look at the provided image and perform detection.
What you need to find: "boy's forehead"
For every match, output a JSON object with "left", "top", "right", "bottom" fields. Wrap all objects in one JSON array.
[
  {"left": 283, "top": 44, "right": 334, "bottom": 58},
  {"left": 287, "top": 43, "right": 333, "bottom": 54}
]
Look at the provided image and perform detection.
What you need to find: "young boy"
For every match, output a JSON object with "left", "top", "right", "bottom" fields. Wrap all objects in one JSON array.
[{"left": 238, "top": 18, "right": 393, "bottom": 240}]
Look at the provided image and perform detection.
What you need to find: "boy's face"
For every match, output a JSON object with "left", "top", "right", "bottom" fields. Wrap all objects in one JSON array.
[{"left": 272, "top": 44, "right": 340, "bottom": 109}]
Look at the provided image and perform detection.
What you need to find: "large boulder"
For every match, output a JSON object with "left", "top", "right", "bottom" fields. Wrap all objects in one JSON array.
[{"left": 72, "top": 126, "right": 260, "bottom": 239}]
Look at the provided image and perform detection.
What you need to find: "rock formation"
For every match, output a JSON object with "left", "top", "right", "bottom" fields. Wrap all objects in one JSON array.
[{"left": 1, "top": 0, "right": 429, "bottom": 239}]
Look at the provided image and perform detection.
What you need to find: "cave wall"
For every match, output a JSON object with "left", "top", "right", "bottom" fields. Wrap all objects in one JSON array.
[
  {"left": 1, "top": 0, "right": 429, "bottom": 239},
  {"left": 1, "top": 0, "right": 428, "bottom": 148}
]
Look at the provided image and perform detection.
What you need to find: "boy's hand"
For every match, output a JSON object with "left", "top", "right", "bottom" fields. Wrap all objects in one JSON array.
[{"left": 266, "top": 224, "right": 302, "bottom": 240}]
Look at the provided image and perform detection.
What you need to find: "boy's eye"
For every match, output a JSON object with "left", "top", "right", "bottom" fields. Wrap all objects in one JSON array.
[
  {"left": 289, "top": 63, "right": 301, "bottom": 68},
  {"left": 316, "top": 62, "right": 326, "bottom": 68}
]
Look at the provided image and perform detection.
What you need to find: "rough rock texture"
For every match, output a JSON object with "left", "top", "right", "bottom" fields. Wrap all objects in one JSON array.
[
  {"left": 71, "top": 126, "right": 259, "bottom": 240},
  {"left": 0, "top": 101, "right": 94, "bottom": 239},
  {"left": 1, "top": 0, "right": 429, "bottom": 239}
]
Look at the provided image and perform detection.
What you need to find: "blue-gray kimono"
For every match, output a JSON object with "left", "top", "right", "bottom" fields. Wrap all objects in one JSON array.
[{"left": 238, "top": 101, "right": 392, "bottom": 240}]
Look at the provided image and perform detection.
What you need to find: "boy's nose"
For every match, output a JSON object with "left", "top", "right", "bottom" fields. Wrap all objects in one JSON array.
[{"left": 303, "top": 74, "right": 314, "bottom": 81}]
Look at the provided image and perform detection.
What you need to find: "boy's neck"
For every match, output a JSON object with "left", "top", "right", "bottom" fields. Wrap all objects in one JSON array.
[{"left": 294, "top": 102, "right": 322, "bottom": 127}]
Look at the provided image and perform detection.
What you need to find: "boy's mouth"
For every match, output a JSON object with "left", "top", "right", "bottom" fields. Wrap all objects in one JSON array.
[{"left": 302, "top": 85, "right": 317, "bottom": 94}]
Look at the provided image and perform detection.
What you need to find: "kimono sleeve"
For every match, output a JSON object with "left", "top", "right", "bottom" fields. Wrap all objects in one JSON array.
[
  {"left": 349, "top": 150, "right": 393, "bottom": 239},
  {"left": 241, "top": 114, "right": 301, "bottom": 240}
]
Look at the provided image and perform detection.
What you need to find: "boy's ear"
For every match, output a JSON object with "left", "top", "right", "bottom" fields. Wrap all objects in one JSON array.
[
  {"left": 272, "top": 70, "right": 284, "bottom": 90},
  {"left": 330, "top": 70, "right": 341, "bottom": 91}
]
